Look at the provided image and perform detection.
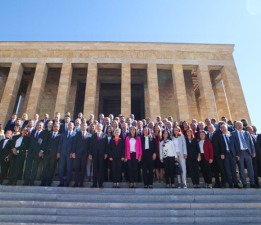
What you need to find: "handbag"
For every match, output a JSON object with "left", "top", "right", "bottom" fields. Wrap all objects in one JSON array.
[{"left": 174, "top": 160, "right": 183, "bottom": 175}]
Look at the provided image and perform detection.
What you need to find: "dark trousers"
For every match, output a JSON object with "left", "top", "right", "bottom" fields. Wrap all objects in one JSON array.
[
  {"left": 111, "top": 158, "right": 123, "bottom": 183},
  {"left": 163, "top": 156, "right": 175, "bottom": 185},
  {"left": 41, "top": 153, "right": 57, "bottom": 185},
  {"left": 0, "top": 159, "right": 10, "bottom": 184},
  {"left": 74, "top": 153, "right": 88, "bottom": 184},
  {"left": 24, "top": 154, "right": 41, "bottom": 185},
  {"left": 104, "top": 158, "right": 109, "bottom": 182},
  {"left": 123, "top": 161, "right": 129, "bottom": 182},
  {"left": 223, "top": 152, "right": 238, "bottom": 185},
  {"left": 127, "top": 152, "right": 139, "bottom": 183},
  {"left": 142, "top": 151, "right": 154, "bottom": 186},
  {"left": 252, "top": 156, "right": 259, "bottom": 185},
  {"left": 58, "top": 154, "right": 73, "bottom": 185},
  {"left": 93, "top": 154, "right": 105, "bottom": 186},
  {"left": 212, "top": 156, "right": 226, "bottom": 185},
  {"left": 9, "top": 155, "right": 25, "bottom": 183},
  {"left": 187, "top": 159, "right": 199, "bottom": 185},
  {"left": 200, "top": 154, "right": 212, "bottom": 184}
]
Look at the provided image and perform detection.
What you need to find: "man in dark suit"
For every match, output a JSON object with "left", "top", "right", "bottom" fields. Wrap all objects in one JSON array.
[
  {"left": 102, "top": 117, "right": 110, "bottom": 134},
  {"left": 26, "top": 120, "right": 35, "bottom": 137},
  {"left": 41, "top": 113, "right": 50, "bottom": 129},
  {"left": 57, "top": 122, "right": 76, "bottom": 187},
  {"left": 89, "top": 123, "right": 107, "bottom": 188},
  {"left": 4, "top": 113, "right": 17, "bottom": 133},
  {"left": 247, "top": 126, "right": 261, "bottom": 187},
  {"left": 59, "top": 115, "right": 71, "bottom": 134},
  {"left": 72, "top": 122, "right": 92, "bottom": 187},
  {"left": 207, "top": 124, "right": 226, "bottom": 188},
  {"left": 0, "top": 130, "right": 14, "bottom": 184},
  {"left": 221, "top": 116, "right": 235, "bottom": 132},
  {"left": 23, "top": 121, "right": 47, "bottom": 186},
  {"left": 230, "top": 121, "right": 258, "bottom": 188},
  {"left": 120, "top": 123, "right": 129, "bottom": 139},
  {"left": 40, "top": 123, "right": 61, "bottom": 186},
  {"left": 219, "top": 124, "right": 241, "bottom": 188},
  {"left": 21, "top": 113, "right": 29, "bottom": 129}
]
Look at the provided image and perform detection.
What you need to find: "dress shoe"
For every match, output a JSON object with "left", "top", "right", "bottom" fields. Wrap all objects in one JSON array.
[
  {"left": 229, "top": 184, "right": 234, "bottom": 189},
  {"left": 72, "top": 183, "right": 78, "bottom": 188},
  {"left": 40, "top": 183, "right": 46, "bottom": 186},
  {"left": 243, "top": 184, "right": 248, "bottom": 189},
  {"left": 57, "top": 183, "right": 64, "bottom": 187},
  {"left": 234, "top": 184, "right": 242, "bottom": 189},
  {"left": 149, "top": 185, "right": 153, "bottom": 189},
  {"left": 144, "top": 185, "right": 148, "bottom": 188},
  {"left": 30, "top": 183, "right": 35, "bottom": 186},
  {"left": 213, "top": 184, "right": 221, "bottom": 188},
  {"left": 116, "top": 186, "right": 120, "bottom": 188},
  {"left": 250, "top": 183, "right": 260, "bottom": 189},
  {"left": 99, "top": 185, "right": 104, "bottom": 188},
  {"left": 90, "top": 185, "right": 97, "bottom": 188},
  {"left": 221, "top": 184, "right": 226, "bottom": 189},
  {"left": 79, "top": 183, "right": 84, "bottom": 188},
  {"left": 64, "top": 184, "right": 70, "bottom": 187},
  {"left": 23, "top": 183, "right": 29, "bottom": 186},
  {"left": 255, "top": 182, "right": 260, "bottom": 188},
  {"left": 47, "top": 183, "right": 51, "bottom": 187},
  {"left": 12, "top": 182, "right": 17, "bottom": 186},
  {"left": 113, "top": 185, "right": 116, "bottom": 188},
  {"left": 5, "top": 182, "right": 13, "bottom": 186}
]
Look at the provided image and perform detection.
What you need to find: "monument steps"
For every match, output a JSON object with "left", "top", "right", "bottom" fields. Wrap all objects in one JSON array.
[{"left": 0, "top": 184, "right": 260, "bottom": 224}]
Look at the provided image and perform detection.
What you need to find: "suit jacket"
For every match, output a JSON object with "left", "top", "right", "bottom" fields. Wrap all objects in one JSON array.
[
  {"left": 252, "top": 134, "right": 261, "bottom": 157},
  {"left": 207, "top": 132, "right": 221, "bottom": 157},
  {"left": 219, "top": 133, "right": 238, "bottom": 157},
  {"left": 108, "top": 138, "right": 125, "bottom": 159},
  {"left": 57, "top": 131, "right": 76, "bottom": 155},
  {"left": 44, "top": 132, "right": 61, "bottom": 157},
  {"left": 198, "top": 139, "right": 213, "bottom": 161},
  {"left": 120, "top": 130, "right": 129, "bottom": 139},
  {"left": 4, "top": 120, "right": 16, "bottom": 133},
  {"left": 11, "top": 135, "right": 30, "bottom": 159},
  {"left": 28, "top": 130, "right": 48, "bottom": 156},
  {"left": 21, "top": 120, "right": 29, "bottom": 128},
  {"left": 0, "top": 139, "right": 14, "bottom": 161},
  {"left": 59, "top": 123, "right": 69, "bottom": 134},
  {"left": 171, "top": 135, "right": 187, "bottom": 155},
  {"left": 73, "top": 131, "right": 92, "bottom": 157},
  {"left": 227, "top": 125, "right": 235, "bottom": 132},
  {"left": 230, "top": 130, "right": 255, "bottom": 156},
  {"left": 27, "top": 128, "right": 35, "bottom": 138},
  {"left": 125, "top": 136, "right": 142, "bottom": 160},
  {"left": 185, "top": 138, "right": 199, "bottom": 160},
  {"left": 41, "top": 119, "right": 50, "bottom": 128},
  {"left": 140, "top": 135, "right": 156, "bottom": 157},
  {"left": 90, "top": 132, "right": 108, "bottom": 157},
  {"left": 73, "top": 126, "right": 81, "bottom": 133}
]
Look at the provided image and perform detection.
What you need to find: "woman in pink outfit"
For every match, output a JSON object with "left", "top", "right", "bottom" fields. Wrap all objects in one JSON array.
[{"left": 125, "top": 126, "right": 142, "bottom": 188}]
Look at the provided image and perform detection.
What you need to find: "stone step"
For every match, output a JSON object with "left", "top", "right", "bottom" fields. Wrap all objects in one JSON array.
[
  {"left": 0, "top": 208, "right": 260, "bottom": 217},
  {"left": 0, "top": 200, "right": 260, "bottom": 209},
  {"left": 0, "top": 215, "right": 260, "bottom": 224},
  {"left": 0, "top": 192, "right": 260, "bottom": 203}
]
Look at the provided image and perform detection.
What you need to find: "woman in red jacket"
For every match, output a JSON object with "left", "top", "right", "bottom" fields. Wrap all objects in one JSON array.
[
  {"left": 125, "top": 126, "right": 142, "bottom": 188},
  {"left": 198, "top": 131, "right": 214, "bottom": 188}
]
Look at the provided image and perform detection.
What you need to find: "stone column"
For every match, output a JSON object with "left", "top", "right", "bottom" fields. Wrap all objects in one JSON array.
[
  {"left": 121, "top": 63, "right": 131, "bottom": 116},
  {"left": 0, "top": 70, "right": 7, "bottom": 101},
  {"left": 146, "top": 64, "right": 160, "bottom": 121},
  {"left": 144, "top": 82, "right": 150, "bottom": 117},
  {"left": 220, "top": 64, "right": 251, "bottom": 123},
  {"left": 94, "top": 81, "right": 100, "bottom": 119},
  {"left": 83, "top": 63, "right": 97, "bottom": 118},
  {"left": 196, "top": 65, "right": 218, "bottom": 120},
  {"left": 172, "top": 64, "right": 190, "bottom": 121},
  {"left": 184, "top": 70, "right": 199, "bottom": 121},
  {"left": 26, "top": 63, "right": 48, "bottom": 119},
  {"left": 0, "top": 63, "right": 24, "bottom": 125},
  {"left": 212, "top": 76, "right": 230, "bottom": 120},
  {"left": 54, "top": 63, "right": 72, "bottom": 118}
]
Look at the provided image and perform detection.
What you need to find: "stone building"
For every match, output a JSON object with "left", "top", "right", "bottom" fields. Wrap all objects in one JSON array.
[{"left": 0, "top": 42, "right": 250, "bottom": 125}]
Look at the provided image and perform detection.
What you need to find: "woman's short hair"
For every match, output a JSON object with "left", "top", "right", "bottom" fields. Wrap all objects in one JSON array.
[{"left": 172, "top": 126, "right": 182, "bottom": 137}]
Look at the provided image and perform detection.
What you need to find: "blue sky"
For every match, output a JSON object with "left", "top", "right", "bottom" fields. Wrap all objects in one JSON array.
[{"left": 0, "top": 0, "right": 260, "bottom": 129}]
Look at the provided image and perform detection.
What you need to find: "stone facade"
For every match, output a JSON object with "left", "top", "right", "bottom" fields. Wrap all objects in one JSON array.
[{"left": 0, "top": 42, "right": 251, "bottom": 125}]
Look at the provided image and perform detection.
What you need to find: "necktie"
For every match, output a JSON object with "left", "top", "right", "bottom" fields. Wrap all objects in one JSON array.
[
  {"left": 252, "top": 134, "right": 257, "bottom": 143},
  {"left": 28, "top": 130, "right": 31, "bottom": 137},
  {"left": 239, "top": 131, "right": 247, "bottom": 149},
  {"left": 35, "top": 131, "right": 39, "bottom": 140},
  {"left": 225, "top": 135, "right": 230, "bottom": 144},
  {"left": 82, "top": 132, "right": 85, "bottom": 140},
  {"left": 52, "top": 133, "right": 55, "bottom": 139},
  {"left": 65, "top": 124, "right": 68, "bottom": 131},
  {"left": 209, "top": 133, "right": 213, "bottom": 141},
  {"left": 98, "top": 133, "right": 100, "bottom": 141},
  {"left": 68, "top": 132, "right": 71, "bottom": 138}
]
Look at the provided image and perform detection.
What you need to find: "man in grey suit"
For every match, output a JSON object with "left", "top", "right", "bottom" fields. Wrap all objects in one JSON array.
[{"left": 230, "top": 121, "right": 259, "bottom": 188}]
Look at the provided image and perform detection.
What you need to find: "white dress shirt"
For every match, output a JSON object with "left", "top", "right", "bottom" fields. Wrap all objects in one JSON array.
[
  {"left": 144, "top": 136, "right": 149, "bottom": 149},
  {"left": 173, "top": 137, "right": 180, "bottom": 152},
  {"left": 15, "top": 137, "right": 23, "bottom": 148},
  {"left": 3, "top": 139, "right": 9, "bottom": 148},
  {"left": 130, "top": 138, "right": 136, "bottom": 152},
  {"left": 237, "top": 130, "right": 247, "bottom": 150},
  {"left": 199, "top": 140, "right": 204, "bottom": 154}
]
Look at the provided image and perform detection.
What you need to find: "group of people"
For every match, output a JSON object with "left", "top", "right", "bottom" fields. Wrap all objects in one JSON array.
[{"left": 0, "top": 111, "right": 260, "bottom": 189}]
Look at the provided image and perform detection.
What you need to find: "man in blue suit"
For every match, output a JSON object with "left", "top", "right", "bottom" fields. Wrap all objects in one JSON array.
[
  {"left": 219, "top": 124, "right": 241, "bottom": 189},
  {"left": 72, "top": 122, "right": 92, "bottom": 187},
  {"left": 57, "top": 122, "right": 76, "bottom": 187},
  {"left": 230, "top": 121, "right": 259, "bottom": 188}
]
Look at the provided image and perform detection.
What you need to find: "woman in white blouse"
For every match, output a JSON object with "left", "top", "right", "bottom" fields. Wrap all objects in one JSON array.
[
  {"left": 172, "top": 126, "right": 187, "bottom": 188},
  {"left": 160, "top": 130, "right": 177, "bottom": 188}
]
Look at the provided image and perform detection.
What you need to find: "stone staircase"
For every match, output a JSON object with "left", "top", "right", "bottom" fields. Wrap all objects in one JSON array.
[{"left": 0, "top": 180, "right": 261, "bottom": 224}]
